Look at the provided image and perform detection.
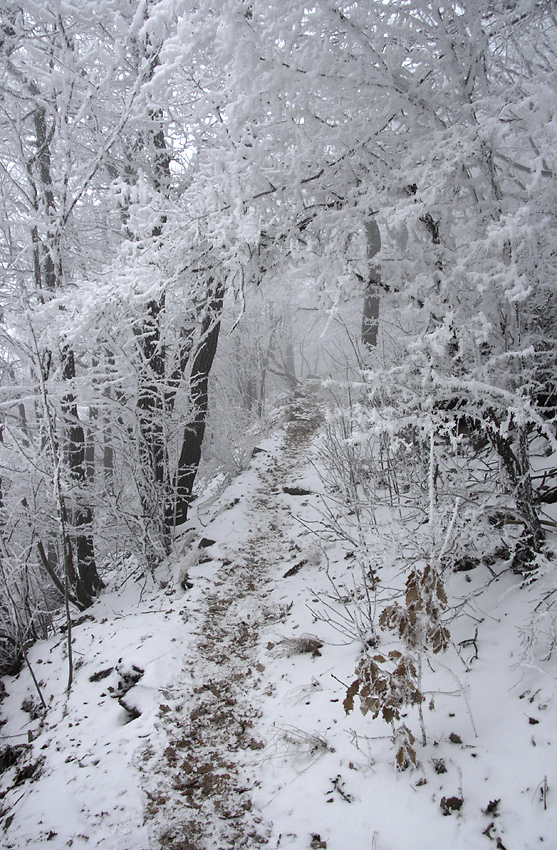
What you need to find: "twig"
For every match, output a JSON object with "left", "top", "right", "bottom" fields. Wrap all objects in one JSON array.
[
  {"left": 331, "top": 672, "right": 350, "bottom": 689},
  {"left": 458, "top": 625, "right": 479, "bottom": 663}
]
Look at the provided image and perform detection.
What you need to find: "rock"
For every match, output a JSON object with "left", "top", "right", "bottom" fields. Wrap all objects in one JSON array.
[
  {"left": 283, "top": 560, "right": 306, "bottom": 578},
  {"left": 453, "top": 555, "right": 479, "bottom": 572},
  {"left": 282, "top": 485, "right": 312, "bottom": 496}
]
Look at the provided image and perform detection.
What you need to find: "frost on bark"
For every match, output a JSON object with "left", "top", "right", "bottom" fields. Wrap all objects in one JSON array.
[
  {"left": 135, "top": 294, "right": 170, "bottom": 551},
  {"left": 362, "top": 220, "right": 381, "bottom": 350}
]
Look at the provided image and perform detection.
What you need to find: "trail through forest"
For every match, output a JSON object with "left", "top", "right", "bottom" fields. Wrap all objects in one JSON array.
[
  {"left": 141, "top": 395, "right": 326, "bottom": 849},
  {"left": 1, "top": 393, "right": 557, "bottom": 850}
]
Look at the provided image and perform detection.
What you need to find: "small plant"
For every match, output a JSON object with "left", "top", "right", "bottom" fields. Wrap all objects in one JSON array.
[
  {"left": 344, "top": 651, "right": 423, "bottom": 723},
  {"left": 345, "top": 563, "right": 450, "bottom": 768},
  {"left": 538, "top": 776, "right": 549, "bottom": 810},
  {"left": 344, "top": 651, "right": 423, "bottom": 770},
  {"left": 276, "top": 634, "right": 323, "bottom": 657},
  {"left": 276, "top": 725, "right": 332, "bottom": 765},
  {"left": 21, "top": 696, "right": 44, "bottom": 721}
]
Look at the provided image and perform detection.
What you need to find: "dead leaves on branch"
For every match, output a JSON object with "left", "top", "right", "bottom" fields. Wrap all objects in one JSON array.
[
  {"left": 394, "top": 724, "right": 417, "bottom": 771},
  {"left": 343, "top": 652, "right": 423, "bottom": 723},
  {"left": 344, "top": 565, "right": 450, "bottom": 770},
  {"left": 379, "top": 565, "right": 450, "bottom": 655}
]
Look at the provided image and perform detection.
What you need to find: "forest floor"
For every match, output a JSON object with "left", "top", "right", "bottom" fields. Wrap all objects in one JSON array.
[{"left": 1, "top": 393, "right": 557, "bottom": 849}]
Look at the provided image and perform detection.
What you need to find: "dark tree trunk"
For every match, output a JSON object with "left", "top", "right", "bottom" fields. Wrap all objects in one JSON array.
[
  {"left": 284, "top": 339, "right": 298, "bottom": 390},
  {"left": 489, "top": 426, "right": 543, "bottom": 568},
  {"left": 0, "top": 421, "right": 4, "bottom": 521},
  {"left": 362, "top": 274, "right": 381, "bottom": 349},
  {"left": 85, "top": 427, "right": 95, "bottom": 482},
  {"left": 103, "top": 433, "right": 114, "bottom": 484},
  {"left": 31, "top": 102, "right": 59, "bottom": 293},
  {"left": 27, "top": 85, "right": 102, "bottom": 606},
  {"left": 173, "top": 280, "right": 225, "bottom": 527},
  {"left": 132, "top": 88, "right": 176, "bottom": 556},
  {"left": 362, "top": 219, "right": 381, "bottom": 350},
  {"left": 61, "top": 348, "right": 103, "bottom": 600},
  {"left": 136, "top": 297, "right": 167, "bottom": 485},
  {"left": 135, "top": 295, "right": 171, "bottom": 555},
  {"left": 101, "top": 351, "right": 117, "bottom": 489}
]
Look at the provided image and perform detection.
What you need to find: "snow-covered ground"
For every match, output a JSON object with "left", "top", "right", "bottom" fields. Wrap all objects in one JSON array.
[{"left": 1, "top": 396, "right": 556, "bottom": 849}]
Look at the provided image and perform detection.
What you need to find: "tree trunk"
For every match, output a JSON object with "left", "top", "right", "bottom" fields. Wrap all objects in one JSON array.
[
  {"left": 489, "top": 426, "right": 543, "bottom": 569},
  {"left": 173, "top": 280, "right": 225, "bottom": 527},
  {"left": 135, "top": 296, "right": 171, "bottom": 556},
  {"left": 61, "top": 347, "right": 103, "bottom": 600},
  {"left": 362, "top": 219, "right": 381, "bottom": 350},
  {"left": 284, "top": 338, "right": 298, "bottom": 390},
  {"left": 132, "top": 80, "right": 175, "bottom": 556},
  {"left": 28, "top": 83, "right": 102, "bottom": 604}
]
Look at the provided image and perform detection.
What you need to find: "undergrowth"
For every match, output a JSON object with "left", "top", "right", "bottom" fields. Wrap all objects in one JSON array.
[{"left": 313, "top": 389, "right": 548, "bottom": 769}]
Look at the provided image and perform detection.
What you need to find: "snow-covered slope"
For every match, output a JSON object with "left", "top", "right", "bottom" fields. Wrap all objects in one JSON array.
[{"left": 1, "top": 396, "right": 556, "bottom": 849}]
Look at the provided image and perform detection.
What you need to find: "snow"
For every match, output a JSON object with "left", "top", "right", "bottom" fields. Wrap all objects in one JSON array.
[{"left": 1, "top": 399, "right": 556, "bottom": 849}]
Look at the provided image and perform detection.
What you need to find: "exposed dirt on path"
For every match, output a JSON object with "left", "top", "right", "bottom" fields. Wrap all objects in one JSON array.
[{"left": 142, "top": 397, "right": 324, "bottom": 850}]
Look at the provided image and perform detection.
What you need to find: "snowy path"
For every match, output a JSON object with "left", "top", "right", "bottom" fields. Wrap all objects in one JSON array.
[
  {"left": 3, "top": 394, "right": 557, "bottom": 850},
  {"left": 142, "top": 398, "right": 324, "bottom": 849}
]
